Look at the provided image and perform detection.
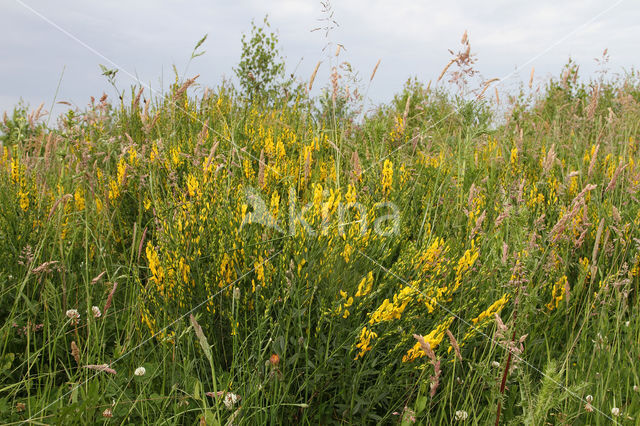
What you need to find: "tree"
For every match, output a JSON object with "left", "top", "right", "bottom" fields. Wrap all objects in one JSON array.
[{"left": 234, "top": 16, "right": 287, "bottom": 101}]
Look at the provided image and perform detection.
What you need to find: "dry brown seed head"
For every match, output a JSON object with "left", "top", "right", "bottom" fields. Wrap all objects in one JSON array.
[
  {"left": 529, "top": 67, "right": 535, "bottom": 89},
  {"left": 370, "top": 59, "right": 381, "bottom": 82},
  {"left": 71, "top": 341, "right": 80, "bottom": 364},
  {"left": 308, "top": 61, "right": 322, "bottom": 91}
]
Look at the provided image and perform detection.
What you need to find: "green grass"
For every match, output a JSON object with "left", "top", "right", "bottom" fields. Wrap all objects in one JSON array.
[{"left": 1, "top": 58, "right": 640, "bottom": 425}]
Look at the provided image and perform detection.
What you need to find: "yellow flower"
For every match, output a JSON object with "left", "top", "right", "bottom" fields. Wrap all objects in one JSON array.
[
  {"left": 419, "top": 238, "right": 447, "bottom": 274},
  {"left": 254, "top": 256, "right": 265, "bottom": 283},
  {"left": 108, "top": 179, "right": 120, "bottom": 201},
  {"left": 472, "top": 293, "right": 510, "bottom": 325},
  {"left": 342, "top": 243, "right": 353, "bottom": 263},
  {"left": 369, "top": 286, "right": 415, "bottom": 324},
  {"left": 381, "top": 159, "right": 393, "bottom": 195},
  {"left": 270, "top": 191, "right": 280, "bottom": 217},
  {"left": 170, "top": 147, "right": 181, "bottom": 167},
  {"left": 18, "top": 189, "right": 29, "bottom": 212},
  {"left": 186, "top": 174, "right": 200, "bottom": 198},
  {"left": 462, "top": 293, "right": 510, "bottom": 343},
  {"left": 399, "top": 163, "right": 408, "bottom": 186},
  {"left": 219, "top": 253, "right": 236, "bottom": 287},
  {"left": 264, "top": 129, "right": 275, "bottom": 157},
  {"left": 355, "top": 271, "right": 374, "bottom": 297},
  {"left": 116, "top": 157, "right": 126, "bottom": 185},
  {"left": 0, "top": 146, "right": 8, "bottom": 166},
  {"left": 389, "top": 115, "right": 405, "bottom": 142},
  {"left": 276, "top": 138, "right": 286, "bottom": 159},
  {"left": 510, "top": 147, "right": 518, "bottom": 166},
  {"left": 243, "top": 158, "right": 254, "bottom": 179},
  {"left": 579, "top": 257, "right": 591, "bottom": 282},
  {"left": 312, "top": 183, "right": 324, "bottom": 216},
  {"left": 447, "top": 240, "right": 479, "bottom": 297},
  {"left": 128, "top": 146, "right": 138, "bottom": 166},
  {"left": 74, "top": 187, "right": 85, "bottom": 211},
  {"left": 546, "top": 276, "right": 567, "bottom": 311},
  {"left": 402, "top": 317, "right": 454, "bottom": 362},
  {"left": 177, "top": 256, "right": 191, "bottom": 284},
  {"left": 10, "top": 158, "right": 30, "bottom": 212},
  {"left": 354, "top": 326, "right": 377, "bottom": 359},
  {"left": 146, "top": 242, "right": 165, "bottom": 293},
  {"left": 631, "top": 253, "right": 640, "bottom": 277},
  {"left": 345, "top": 184, "right": 356, "bottom": 205},
  {"left": 568, "top": 175, "right": 578, "bottom": 197},
  {"left": 149, "top": 143, "right": 159, "bottom": 162},
  {"left": 10, "top": 158, "right": 21, "bottom": 184},
  {"left": 339, "top": 291, "right": 353, "bottom": 318}
]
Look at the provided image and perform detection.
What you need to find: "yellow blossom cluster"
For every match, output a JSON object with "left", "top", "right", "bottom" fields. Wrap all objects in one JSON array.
[
  {"left": 354, "top": 326, "right": 378, "bottom": 360},
  {"left": 546, "top": 275, "right": 568, "bottom": 311},
  {"left": 369, "top": 286, "right": 416, "bottom": 324},
  {"left": 462, "top": 293, "right": 510, "bottom": 343},
  {"left": 381, "top": 159, "right": 393, "bottom": 196},
  {"left": 402, "top": 317, "right": 454, "bottom": 362}
]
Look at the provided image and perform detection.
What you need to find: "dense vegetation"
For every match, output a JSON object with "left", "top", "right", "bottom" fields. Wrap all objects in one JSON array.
[{"left": 1, "top": 23, "right": 640, "bottom": 425}]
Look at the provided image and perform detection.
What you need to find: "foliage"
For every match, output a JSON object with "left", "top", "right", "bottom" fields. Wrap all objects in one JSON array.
[
  {"left": 1, "top": 37, "right": 640, "bottom": 425},
  {"left": 0, "top": 103, "right": 45, "bottom": 147},
  {"left": 234, "top": 16, "right": 290, "bottom": 102}
]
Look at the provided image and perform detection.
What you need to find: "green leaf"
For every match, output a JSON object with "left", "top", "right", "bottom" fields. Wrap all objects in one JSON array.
[
  {"left": 193, "top": 379, "right": 202, "bottom": 401},
  {"left": 0, "top": 353, "right": 14, "bottom": 372}
]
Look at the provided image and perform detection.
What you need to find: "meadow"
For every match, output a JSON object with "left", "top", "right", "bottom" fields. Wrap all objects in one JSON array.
[{"left": 1, "top": 29, "right": 640, "bottom": 424}]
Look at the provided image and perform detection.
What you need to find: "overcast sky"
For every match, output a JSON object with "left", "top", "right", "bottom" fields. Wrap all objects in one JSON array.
[{"left": 1, "top": 0, "right": 638, "bottom": 118}]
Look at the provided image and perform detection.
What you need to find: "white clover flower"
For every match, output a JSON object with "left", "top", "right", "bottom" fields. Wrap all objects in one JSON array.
[
  {"left": 634, "top": 385, "right": 639, "bottom": 392},
  {"left": 223, "top": 392, "right": 239, "bottom": 410},
  {"left": 92, "top": 306, "right": 102, "bottom": 318},
  {"left": 134, "top": 366, "right": 146, "bottom": 376},
  {"left": 491, "top": 361, "right": 500, "bottom": 368},
  {"left": 66, "top": 309, "right": 80, "bottom": 324},
  {"left": 584, "top": 395, "right": 593, "bottom": 413},
  {"left": 611, "top": 407, "right": 620, "bottom": 417},
  {"left": 66, "top": 309, "right": 79, "bottom": 318},
  {"left": 455, "top": 410, "right": 468, "bottom": 421}
]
